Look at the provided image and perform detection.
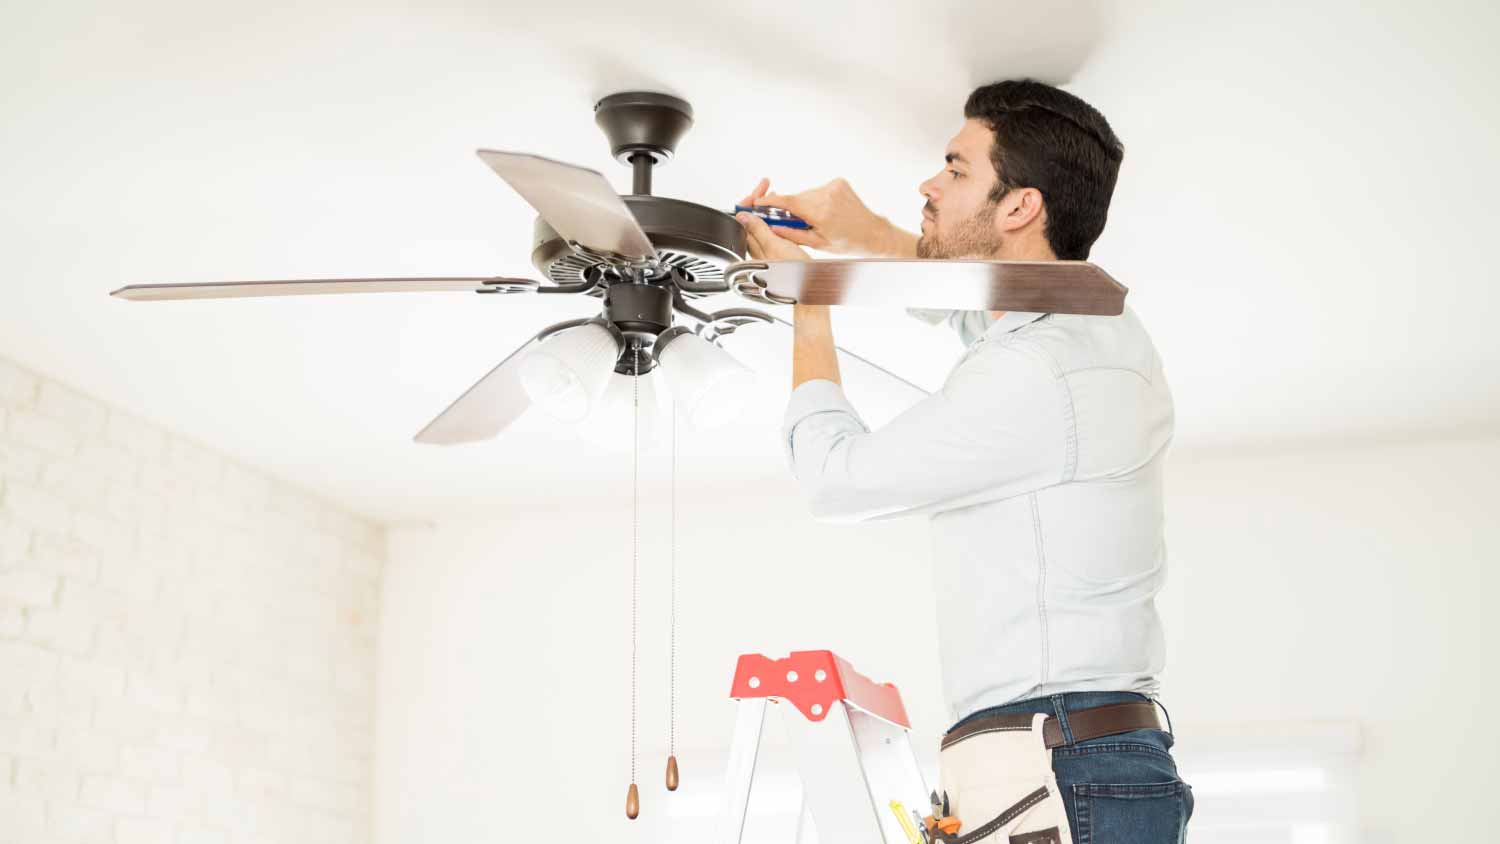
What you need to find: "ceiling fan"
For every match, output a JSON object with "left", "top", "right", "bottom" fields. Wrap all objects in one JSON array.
[
  {"left": 110, "top": 91, "right": 1128, "bottom": 442},
  {"left": 109, "top": 91, "right": 1129, "bottom": 821}
]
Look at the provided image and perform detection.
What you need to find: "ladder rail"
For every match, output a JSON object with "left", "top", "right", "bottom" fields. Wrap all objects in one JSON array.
[{"left": 720, "top": 697, "right": 769, "bottom": 844}]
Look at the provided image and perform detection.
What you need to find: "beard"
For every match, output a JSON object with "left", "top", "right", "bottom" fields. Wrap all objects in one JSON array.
[{"left": 916, "top": 202, "right": 1003, "bottom": 259}]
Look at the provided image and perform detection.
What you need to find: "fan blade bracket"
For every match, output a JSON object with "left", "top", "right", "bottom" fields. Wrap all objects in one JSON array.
[
  {"left": 726, "top": 261, "right": 798, "bottom": 306},
  {"left": 476, "top": 278, "right": 542, "bottom": 295},
  {"left": 692, "top": 306, "right": 776, "bottom": 343},
  {"left": 665, "top": 262, "right": 731, "bottom": 296}
]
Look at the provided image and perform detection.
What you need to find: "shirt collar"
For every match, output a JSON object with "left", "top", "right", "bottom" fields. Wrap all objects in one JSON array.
[{"left": 984, "top": 310, "right": 1050, "bottom": 339}]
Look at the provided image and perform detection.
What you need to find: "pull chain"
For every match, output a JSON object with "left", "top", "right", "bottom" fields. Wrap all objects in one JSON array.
[
  {"left": 626, "top": 345, "right": 641, "bottom": 821},
  {"left": 665, "top": 397, "right": 679, "bottom": 792}
]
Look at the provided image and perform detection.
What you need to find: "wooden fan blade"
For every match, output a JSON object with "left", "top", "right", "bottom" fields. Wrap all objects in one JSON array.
[
  {"left": 476, "top": 149, "right": 656, "bottom": 261},
  {"left": 735, "top": 259, "right": 1127, "bottom": 315},
  {"left": 111, "top": 277, "right": 538, "bottom": 301}
]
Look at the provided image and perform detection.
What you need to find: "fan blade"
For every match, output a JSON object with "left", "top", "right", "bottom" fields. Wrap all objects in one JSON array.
[
  {"left": 733, "top": 259, "right": 1127, "bottom": 315},
  {"left": 476, "top": 150, "right": 656, "bottom": 261},
  {"left": 413, "top": 317, "right": 597, "bottom": 445},
  {"left": 766, "top": 315, "right": 929, "bottom": 403},
  {"left": 413, "top": 338, "right": 538, "bottom": 445},
  {"left": 111, "top": 277, "right": 537, "bottom": 301}
]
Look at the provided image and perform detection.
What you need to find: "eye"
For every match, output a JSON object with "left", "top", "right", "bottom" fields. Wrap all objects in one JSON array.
[{"left": 948, "top": 169, "right": 964, "bottom": 179}]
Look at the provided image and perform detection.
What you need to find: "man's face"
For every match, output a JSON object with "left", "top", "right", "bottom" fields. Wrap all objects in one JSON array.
[{"left": 916, "top": 119, "right": 1005, "bottom": 259}]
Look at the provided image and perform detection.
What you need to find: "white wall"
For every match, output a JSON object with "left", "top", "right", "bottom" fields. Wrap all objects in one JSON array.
[
  {"left": 374, "top": 434, "right": 1498, "bottom": 843},
  {"left": 375, "top": 465, "right": 942, "bottom": 844},
  {"left": 0, "top": 355, "right": 384, "bottom": 844},
  {"left": 1163, "top": 437, "right": 1497, "bottom": 841}
]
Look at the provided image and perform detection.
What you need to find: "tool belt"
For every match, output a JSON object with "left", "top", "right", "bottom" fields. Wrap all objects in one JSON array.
[{"left": 928, "top": 702, "right": 1162, "bottom": 844}]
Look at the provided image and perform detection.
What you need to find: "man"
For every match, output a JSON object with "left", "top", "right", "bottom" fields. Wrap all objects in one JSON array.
[{"left": 736, "top": 79, "right": 1192, "bottom": 843}]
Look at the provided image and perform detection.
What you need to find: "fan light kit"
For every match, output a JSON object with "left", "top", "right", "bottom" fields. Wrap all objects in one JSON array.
[
  {"left": 109, "top": 90, "right": 1132, "bottom": 820},
  {"left": 653, "top": 328, "right": 756, "bottom": 429},
  {"left": 519, "top": 322, "right": 622, "bottom": 422}
]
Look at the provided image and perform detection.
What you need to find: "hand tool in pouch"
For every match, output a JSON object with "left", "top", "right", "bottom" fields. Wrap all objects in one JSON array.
[{"left": 936, "top": 713, "right": 1074, "bottom": 844}]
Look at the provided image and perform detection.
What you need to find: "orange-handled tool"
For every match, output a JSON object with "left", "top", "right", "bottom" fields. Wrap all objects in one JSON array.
[{"left": 923, "top": 814, "right": 963, "bottom": 836}]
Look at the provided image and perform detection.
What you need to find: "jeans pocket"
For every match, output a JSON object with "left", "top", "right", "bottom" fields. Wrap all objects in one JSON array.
[{"left": 1072, "top": 781, "right": 1189, "bottom": 844}]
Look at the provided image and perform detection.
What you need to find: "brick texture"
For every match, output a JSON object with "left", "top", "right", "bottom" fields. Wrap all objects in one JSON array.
[{"left": 0, "top": 356, "right": 382, "bottom": 844}]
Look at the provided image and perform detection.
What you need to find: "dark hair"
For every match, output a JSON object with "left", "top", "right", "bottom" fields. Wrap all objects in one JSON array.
[{"left": 963, "top": 79, "right": 1124, "bottom": 260}]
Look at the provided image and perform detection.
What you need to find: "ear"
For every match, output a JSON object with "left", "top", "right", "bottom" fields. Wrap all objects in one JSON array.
[{"left": 996, "top": 187, "right": 1045, "bottom": 233}]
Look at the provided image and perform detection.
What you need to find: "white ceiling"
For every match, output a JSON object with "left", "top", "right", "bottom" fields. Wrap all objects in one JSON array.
[{"left": 2, "top": 0, "right": 1496, "bottom": 522}]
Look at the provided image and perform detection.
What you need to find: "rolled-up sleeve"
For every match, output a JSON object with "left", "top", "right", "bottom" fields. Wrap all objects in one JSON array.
[{"left": 780, "top": 345, "right": 1068, "bottom": 523}]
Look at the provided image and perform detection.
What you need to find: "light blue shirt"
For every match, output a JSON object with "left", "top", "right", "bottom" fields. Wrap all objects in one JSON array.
[{"left": 781, "top": 306, "right": 1175, "bottom": 722}]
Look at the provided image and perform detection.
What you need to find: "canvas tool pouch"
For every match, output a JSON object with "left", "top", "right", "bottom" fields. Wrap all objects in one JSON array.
[{"left": 936, "top": 713, "right": 1074, "bottom": 844}]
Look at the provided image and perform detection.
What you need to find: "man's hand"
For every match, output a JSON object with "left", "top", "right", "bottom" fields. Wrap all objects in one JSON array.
[
  {"left": 734, "top": 207, "right": 839, "bottom": 389},
  {"left": 736, "top": 211, "right": 811, "bottom": 262},
  {"left": 739, "top": 177, "right": 914, "bottom": 257}
]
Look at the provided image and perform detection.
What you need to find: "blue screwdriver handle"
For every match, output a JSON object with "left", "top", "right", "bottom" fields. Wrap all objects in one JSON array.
[{"left": 733, "top": 204, "right": 812, "bottom": 230}]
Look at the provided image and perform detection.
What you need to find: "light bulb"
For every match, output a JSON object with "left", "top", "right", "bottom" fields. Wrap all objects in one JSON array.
[
  {"left": 656, "top": 332, "right": 755, "bottom": 430},
  {"left": 519, "top": 323, "right": 620, "bottom": 422}
]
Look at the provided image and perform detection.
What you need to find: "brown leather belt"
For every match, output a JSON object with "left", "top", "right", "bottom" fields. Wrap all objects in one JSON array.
[{"left": 940, "top": 701, "right": 1162, "bottom": 751}]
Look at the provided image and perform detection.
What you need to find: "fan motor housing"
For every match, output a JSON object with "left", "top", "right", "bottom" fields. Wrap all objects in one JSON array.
[{"left": 530, "top": 195, "right": 747, "bottom": 291}]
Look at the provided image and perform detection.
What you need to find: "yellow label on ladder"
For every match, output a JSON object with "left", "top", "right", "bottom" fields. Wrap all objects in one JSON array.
[{"left": 889, "top": 800, "right": 923, "bottom": 844}]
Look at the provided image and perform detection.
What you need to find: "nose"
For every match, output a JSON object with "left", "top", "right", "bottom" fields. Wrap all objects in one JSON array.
[{"left": 919, "top": 174, "right": 939, "bottom": 205}]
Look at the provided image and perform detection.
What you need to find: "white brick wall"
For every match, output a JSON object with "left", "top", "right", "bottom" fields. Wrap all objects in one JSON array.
[{"left": 0, "top": 356, "right": 382, "bottom": 844}]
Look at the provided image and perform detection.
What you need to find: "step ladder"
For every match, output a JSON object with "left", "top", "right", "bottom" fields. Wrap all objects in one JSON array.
[{"left": 720, "top": 650, "right": 932, "bottom": 844}]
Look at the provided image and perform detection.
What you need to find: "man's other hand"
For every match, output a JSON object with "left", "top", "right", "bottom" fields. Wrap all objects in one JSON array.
[
  {"left": 736, "top": 211, "right": 811, "bottom": 262},
  {"left": 738, "top": 177, "right": 894, "bottom": 255}
]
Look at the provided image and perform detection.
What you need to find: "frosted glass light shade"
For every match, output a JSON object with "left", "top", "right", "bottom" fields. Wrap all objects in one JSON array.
[
  {"left": 519, "top": 323, "right": 620, "bottom": 422},
  {"left": 657, "top": 332, "right": 755, "bottom": 429}
]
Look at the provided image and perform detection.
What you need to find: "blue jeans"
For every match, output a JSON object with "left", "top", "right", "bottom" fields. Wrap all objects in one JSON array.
[{"left": 944, "top": 691, "right": 1194, "bottom": 844}]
